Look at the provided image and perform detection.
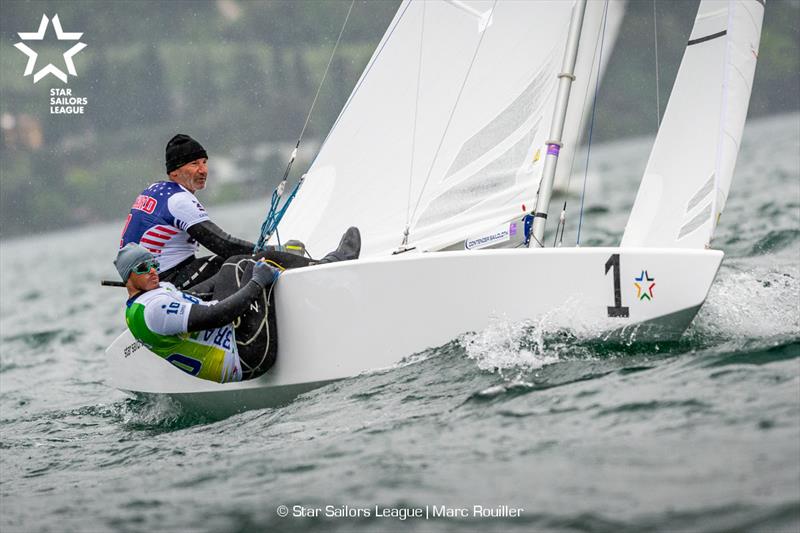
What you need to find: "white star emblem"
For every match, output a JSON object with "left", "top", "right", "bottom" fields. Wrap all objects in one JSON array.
[{"left": 14, "top": 14, "right": 87, "bottom": 84}]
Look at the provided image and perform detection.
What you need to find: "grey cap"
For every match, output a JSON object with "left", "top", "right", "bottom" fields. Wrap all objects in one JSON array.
[{"left": 114, "top": 243, "right": 155, "bottom": 282}]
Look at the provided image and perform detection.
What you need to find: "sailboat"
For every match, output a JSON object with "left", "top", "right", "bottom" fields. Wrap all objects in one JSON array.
[{"left": 105, "top": 0, "right": 765, "bottom": 417}]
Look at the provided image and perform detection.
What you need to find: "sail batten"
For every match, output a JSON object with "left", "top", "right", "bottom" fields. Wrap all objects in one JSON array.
[{"left": 688, "top": 29, "right": 728, "bottom": 45}]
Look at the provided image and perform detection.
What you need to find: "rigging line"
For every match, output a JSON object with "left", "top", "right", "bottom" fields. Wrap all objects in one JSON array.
[
  {"left": 576, "top": 0, "right": 609, "bottom": 246},
  {"left": 296, "top": 0, "right": 355, "bottom": 145},
  {"left": 254, "top": 1, "right": 353, "bottom": 251},
  {"left": 553, "top": 201, "right": 567, "bottom": 247},
  {"left": 404, "top": 0, "right": 427, "bottom": 239},
  {"left": 317, "top": 0, "right": 414, "bottom": 152},
  {"left": 407, "top": 0, "right": 499, "bottom": 233},
  {"left": 653, "top": 0, "right": 661, "bottom": 128},
  {"left": 561, "top": 1, "right": 608, "bottom": 206}
]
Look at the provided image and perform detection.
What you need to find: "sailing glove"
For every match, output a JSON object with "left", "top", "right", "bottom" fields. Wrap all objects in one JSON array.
[{"left": 250, "top": 260, "right": 280, "bottom": 289}]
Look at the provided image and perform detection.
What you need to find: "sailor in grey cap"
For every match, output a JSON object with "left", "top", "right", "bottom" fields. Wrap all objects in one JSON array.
[
  {"left": 114, "top": 243, "right": 279, "bottom": 383},
  {"left": 115, "top": 243, "right": 158, "bottom": 284}
]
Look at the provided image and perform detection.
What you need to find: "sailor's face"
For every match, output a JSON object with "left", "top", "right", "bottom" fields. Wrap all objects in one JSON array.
[
  {"left": 130, "top": 265, "right": 160, "bottom": 291},
  {"left": 171, "top": 158, "right": 208, "bottom": 193}
]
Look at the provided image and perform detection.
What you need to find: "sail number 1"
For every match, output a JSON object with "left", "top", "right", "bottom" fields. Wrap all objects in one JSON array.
[{"left": 604, "top": 254, "right": 629, "bottom": 318}]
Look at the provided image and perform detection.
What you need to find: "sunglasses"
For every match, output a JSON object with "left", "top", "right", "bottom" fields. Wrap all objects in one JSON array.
[{"left": 131, "top": 259, "right": 159, "bottom": 275}]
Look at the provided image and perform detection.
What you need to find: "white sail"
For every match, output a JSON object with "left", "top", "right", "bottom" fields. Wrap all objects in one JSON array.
[
  {"left": 271, "top": 0, "right": 622, "bottom": 258},
  {"left": 621, "top": 0, "right": 764, "bottom": 249}
]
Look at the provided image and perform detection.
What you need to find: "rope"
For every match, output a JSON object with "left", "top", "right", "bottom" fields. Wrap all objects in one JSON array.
[
  {"left": 653, "top": 0, "right": 661, "bottom": 128},
  {"left": 553, "top": 201, "right": 567, "bottom": 247},
  {"left": 298, "top": 0, "right": 355, "bottom": 144},
  {"left": 407, "top": 0, "right": 498, "bottom": 241},
  {"left": 576, "top": 0, "right": 609, "bottom": 246},
  {"left": 254, "top": 0, "right": 355, "bottom": 251},
  {"left": 403, "top": 0, "right": 427, "bottom": 244},
  {"left": 559, "top": 0, "right": 610, "bottom": 242},
  {"left": 254, "top": 175, "right": 304, "bottom": 251}
]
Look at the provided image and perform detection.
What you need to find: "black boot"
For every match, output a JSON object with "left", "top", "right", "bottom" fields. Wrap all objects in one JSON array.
[{"left": 316, "top": 227, "right": 361, "bottom": 264}]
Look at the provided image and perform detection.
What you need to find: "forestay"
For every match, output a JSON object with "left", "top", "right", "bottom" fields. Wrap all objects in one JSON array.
[
  {"left": 622, "top": 0, "right": 764, "bottom": 249},
  {"left": 271, "top": 0, "right": 623, "bottom": 258}
]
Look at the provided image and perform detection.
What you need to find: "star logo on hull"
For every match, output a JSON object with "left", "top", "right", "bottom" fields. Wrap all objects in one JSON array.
[
  {"left": 14, "top": 14, "right": 87, "bottom": 84},
  {"left": 634, "top": 270, "right": 655, "bottom": 301}
]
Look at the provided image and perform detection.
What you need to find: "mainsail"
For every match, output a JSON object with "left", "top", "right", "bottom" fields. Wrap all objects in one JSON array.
[
  {"left": 621, "top": 0, "right": 764, "bottom": 249},
  {"left": 273, "top": 0, "right": 623, "bottom": 258}
]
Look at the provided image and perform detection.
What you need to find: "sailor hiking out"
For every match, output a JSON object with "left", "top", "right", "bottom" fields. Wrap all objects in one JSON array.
[{"left": 115, "top": 242, "right": 279, "bottom": 383}]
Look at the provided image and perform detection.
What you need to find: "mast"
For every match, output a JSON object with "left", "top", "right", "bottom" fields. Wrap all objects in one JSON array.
[{"left": 529, "top": 0, "right": 587, "bottom": 247}]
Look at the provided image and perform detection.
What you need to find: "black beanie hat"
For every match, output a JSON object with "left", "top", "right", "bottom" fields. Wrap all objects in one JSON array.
[{"left": 165, "top": 134, "right": 208, "bottom": 173}]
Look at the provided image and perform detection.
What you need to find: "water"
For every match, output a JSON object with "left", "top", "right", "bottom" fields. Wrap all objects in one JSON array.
[{"left": 1, "top": 113, "right": 799, "bottom": 532}]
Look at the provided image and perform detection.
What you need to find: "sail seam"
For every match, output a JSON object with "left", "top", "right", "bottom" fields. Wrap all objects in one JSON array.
[
  {"left": 417, "top": 120, "right": 540, "bottom": 226},
  {"left": 687, "top": 30, "right": 727, "bottom": 45},
  {"left": 408, "top": 0, "right": 499, "bottom": 234},
  {"left": 723, "top": 130, "right": 740, "bottom": 151},
  {"left": 405, "top": 0, "right": 427, "bottom": 237},
  {"left": 741, "top": 2, "right": 761, "bottom": 32},
  {"left": 443, "top": 53, "right": 557, "bottom": 181},
  {"left": 731, "top": 62, "right": 752, "bottom": 91},
  {"left": 709, "top": 1, "right": 736, "bottom": 246}
]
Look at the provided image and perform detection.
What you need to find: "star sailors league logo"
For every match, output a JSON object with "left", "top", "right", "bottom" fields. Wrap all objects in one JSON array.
[
  {"left": 634, "top": 271, "right": 656, "bottom": 301},
  {"left": 14, "top": 14, "right": 87, "bottom": 84}
]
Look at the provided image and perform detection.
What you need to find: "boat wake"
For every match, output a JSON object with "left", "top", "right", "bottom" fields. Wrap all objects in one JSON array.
[
  {"left": 460, "top": 317, "right": 568, "bottom": 372},
  {"left": 459, "top": 258, "right": 799, "bottom": 372},
  {"left": 454, "top": 261, "right": 800, "bottom": 402},
  {"left": 689, "top": 261, "right": 800, "bottom": 341},
  {"left": 114, "top": 395, "right": 213, "bottom": 431}
]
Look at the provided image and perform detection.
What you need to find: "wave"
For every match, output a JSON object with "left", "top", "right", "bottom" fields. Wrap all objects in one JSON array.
[
  {"left": 748, "top": 229, "right": 800, "bottom": 257},
  {"left": 689, "top": 263, "right": 800, "bottom": 341},
  {"left": 700, "top": 337, "right": 800, "bottom": 368},
  {"left": 1, "top": 328, "right": 81, "bottom": 350},
  {"left": 72, "top": 396, "right": 215, "bottom": 433}
]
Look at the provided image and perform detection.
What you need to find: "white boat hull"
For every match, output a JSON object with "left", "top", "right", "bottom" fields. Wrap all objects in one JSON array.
[{"left": 105, "top": 247, "right": 723, "bottom": 416}]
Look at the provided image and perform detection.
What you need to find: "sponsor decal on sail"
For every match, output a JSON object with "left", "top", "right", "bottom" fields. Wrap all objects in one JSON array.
[{"left": 464, "top": 222, "right": 516, "bottom": 250}]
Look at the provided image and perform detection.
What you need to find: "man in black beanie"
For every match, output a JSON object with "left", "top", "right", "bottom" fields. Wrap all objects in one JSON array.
[
  {"left": 117, "top": 133, "right": 261, "bottom": 289},
  {"left": 164, "top": 133, "right": 210, "bottom": 190},
  {"left": 119, "top": 134, "right": 361, "bottom": 290}
]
